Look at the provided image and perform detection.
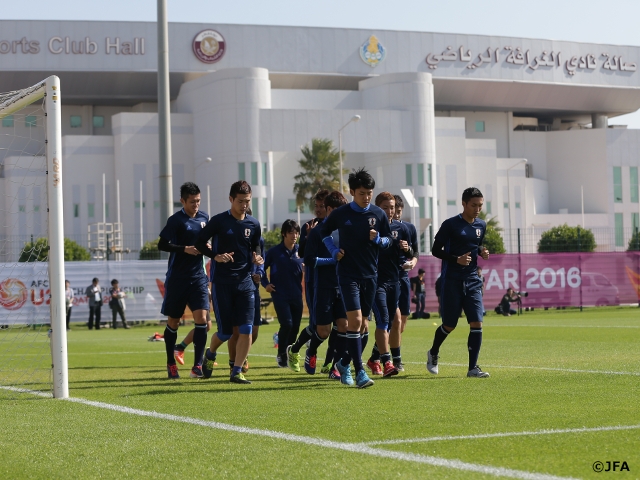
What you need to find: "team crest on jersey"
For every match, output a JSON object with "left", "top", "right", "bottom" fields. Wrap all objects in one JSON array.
[
  {"left": 476, "top": 229, "right": 482, "bottom": 237},
  {"left": 368, "top": 218, "right": 376, "bottom": 227},
  {"left": 391, "top": 230, "right": 398, "bottom": 239},
  {"left": 244, "top": 228, "right": 251, "bottom": 238},
  {"left": 200, "top": 222, "right": 206, "bottom": 228}
]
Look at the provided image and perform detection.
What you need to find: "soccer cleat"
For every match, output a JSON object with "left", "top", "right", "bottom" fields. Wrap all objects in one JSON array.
[
  {"left": 287, "top": 345, "right": 300, "bottom": 372},
  {"left": 167, "top": 364, "right": 180, "bottom": 379},
  {"left": 304, "top": 350, "right": 316, "bottom": 375},
  {"left": 366, "top": 359, "right": 383, "bottom": 376},
  {"left": 202, "top": 350, "right": 215, "bottom": 379},
  {"left": 426, "top": 350, "right": 439, "bottom": 375},
  {"left": 335, "top": 360, "right": 354, "bottom": 386},
  {"left": 382, "top": 361, "right": 399, "bottom": 378},
  {"left": 393, "top": 360, "right": 405, "bottom": 372},
  {"left": 320, "top": 363, "right": 332, "bottom": 374},
  {"left": 277, "top": 354, "right": 288, "bottom": 368},
  {"left": 230, "top": 372, "right": 252, "bottom": 384},
  {"left": 242, "top": 358, "right": 250, "bottom": 373},
  {"left": 467, "top": 365, "right": 490, "bottom": 378},
  {"left": 355, "top": 369, "right": 375, "bottom": 389},
  {"left": 173, "top": 347, "right": 185, "bottom": 366},
  {"left": 190, "top": 365, "right": 204, "bottom": 378},
  {"left": 328, "top": 368, "right": 341, "bottom": 380}
]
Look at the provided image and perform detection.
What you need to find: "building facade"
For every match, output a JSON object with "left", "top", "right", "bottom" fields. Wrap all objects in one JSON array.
[{"left": 1, "top": 20, "right": 640, "bottom": 258}]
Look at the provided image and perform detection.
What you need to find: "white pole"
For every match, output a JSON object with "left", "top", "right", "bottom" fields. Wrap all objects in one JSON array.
[
  {"left": 102, "top": 173, "right": 106, "bottom": 224},
  {"left": 339, "top": 131, "right": 343, "bottom": 193},
  {"left": 207, "top": 184, "right": 211, "bottom": 218},
  {"left": 507, "top": 171, "right": 512, "bottom": 252},
  {"left": 140, "top": 180, "right": 143, "bottom": 249},
  {"left": 297, "top": 206, "right": 301, "bottom": 227},
  {"left": 45, "top": 75, "right": 68, "bottom": 399},
  {"left": 157, "top": 0, "right": 173, "bottom": 228},
  {"left": 581, "top": 185, "right": 585, "bottom": 228},
  {"left": 116, "top": 179, "right": 121, "bottom": 226}
]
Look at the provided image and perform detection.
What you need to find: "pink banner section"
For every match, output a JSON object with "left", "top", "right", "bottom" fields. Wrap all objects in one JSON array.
[{"left": 415, "top": 252, "right": 640, "bottom": 311}]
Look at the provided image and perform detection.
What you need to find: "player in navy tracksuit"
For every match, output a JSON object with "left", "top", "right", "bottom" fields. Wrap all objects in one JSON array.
[
  {"left": 261, "top": 220, "right": 304, "bottom": 368},
  {"left": 366, "top": 192, "right": 414, "bottom": 378},
  {"left": 157, "top": 182, "right": 210, "bottom": 380},
  {"left": 319, "top": 168, "right": 392, "bottom": 389},
  {"left": 427, "top": 187, "right": 491, "bottom": 378},
  {"left": 288, "top": 190, "right": 348, "bottom": 378},
  {"left": 243, "top": 233, "right": 265, "bottom": 373},
  {"left": 195, "top": 181, "right": 264, "bottom": 385}
]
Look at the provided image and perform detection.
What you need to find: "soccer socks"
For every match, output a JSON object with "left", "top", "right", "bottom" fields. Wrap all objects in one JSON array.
[
  {"left": 430, "top": 325, "right": 450, "bottom": 357},
  {"left": 205, "top": 348, "right": 217, "bottom": 362},
  {"left": 468, "top": 328, "right": 483, "bottom": 370},
  {"left": 307, "top": 330, "right": 326, "bottom": 356},
  {"left": 291, "top": 326, "right": 313, "bottom": 354},
  {"left": 391, "top": 347, "right": 401, "bottom": 364},
  {"left": 380, "top": 352, "right": 391, "bottom": 364},
  {"left": 231, "top": 365, "right": 242, "bottom": 377},
  {"left": 192, "top": 324, "right": 207, "bottom": 367},
  {"left": 346, "top": 331, "right": 364, "bottom": 372},
  {"left": 164, "top": 326, "right": 178, "bottom": 365},
  {"left": 323, "top": 327, "right": 338, "bottom": 367},
  {"left": 370, "top": 343, "right": 381, "bottom": 362},
  {"left": 336, "top": 331, "right": 350, "bottom": 365},
  {"left": 361, "top": 331, "right": 369, "bottom": 352}
]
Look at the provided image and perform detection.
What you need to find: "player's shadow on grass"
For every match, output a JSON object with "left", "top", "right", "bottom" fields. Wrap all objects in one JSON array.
[{"left": 133, "top": 382, "right": 336, "bottom": 396}]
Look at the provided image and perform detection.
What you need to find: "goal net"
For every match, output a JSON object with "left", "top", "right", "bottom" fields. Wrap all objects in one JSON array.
[{"left": 0, "top": 77, "right": 67, "bottom": 398}]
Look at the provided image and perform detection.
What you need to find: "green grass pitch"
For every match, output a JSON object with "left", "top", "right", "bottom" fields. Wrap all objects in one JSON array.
[{"left": 1, "top": 307, "right": 639, "bottom": 479}]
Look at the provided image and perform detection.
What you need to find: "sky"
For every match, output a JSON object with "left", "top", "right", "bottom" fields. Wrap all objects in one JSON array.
[{"left": 4, "top": 0, "right": 640, "bottom": 126}]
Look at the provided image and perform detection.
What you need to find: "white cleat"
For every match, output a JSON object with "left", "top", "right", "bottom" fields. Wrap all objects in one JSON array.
[
  {"left": 467, "top": 365, "right": 490, "bottom": 378},
  {"left": 426, "top": 350, "right": 439, "bottom": 375}
]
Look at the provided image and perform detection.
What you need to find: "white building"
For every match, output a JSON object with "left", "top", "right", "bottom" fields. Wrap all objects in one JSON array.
[{"left": 1, "top": 20, "right": 640, "bottom": 258}]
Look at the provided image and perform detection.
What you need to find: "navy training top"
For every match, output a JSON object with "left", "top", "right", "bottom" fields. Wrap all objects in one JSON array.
[
  {"left": 304, "top": 219, "right": 338, "bottom": 289},
  {"left": 434, "top": 214, "right": 486, "bottom": 280},
  {"left": 398, "top": 220, "right": 419, "bottom": 280},
  {"left": 197, "top": 211, "right": 262, "bottom": 284},
  {"left": 378, "top": 220, "right": 413, "bottom": 284},
  {"left": 159, "top": 208, "right": 209, "bottom": 281},
  {"left": 251, "top": 237, "right": 266, "bottom": 290},
  {"left": 319, "top": 201, "right": 392, "bottom": 280},
  {"left": 261, "top": 242, "right": 304, "bottom": 301}
]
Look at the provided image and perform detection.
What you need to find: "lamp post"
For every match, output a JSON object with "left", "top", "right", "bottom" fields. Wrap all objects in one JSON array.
[
  {"left": 507, "top": 159, "right": 527, "bottom": 252},
  {"left": 338, "top": 115, "right": 361, "bottom": 193}
]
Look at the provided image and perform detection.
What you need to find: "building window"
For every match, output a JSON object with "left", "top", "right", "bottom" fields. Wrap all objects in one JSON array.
[
  {"left": 504, "top": 202, "right": 509, "bottom": 209},
  {"left": 632, "top": 212, "right": 639, "bottom": 232},
  {"left": 238, "top": 163, "right": 246, "bottom": 181},
  {"left": 25, "top": 115, "right": 37, "bottom": 127},
  {"left": 288, "top": 199, "right": 297, "bottom": 213},
  {"left": 630, "top": 166, "right": 639, "bottom": 203},
  {"left": 262, "top": 198, "right": 267, "bottom": 224},
  {"left": 486, "top": 201, "right": 492, "bottom": 214},
  {"left": 515, "top": 202, "right": 521, "bottom": 209},
  {"left": 405, "top": 164, "right": 412, "bottom": 186},
  {"left": 88, "top": 203, "right": 95, "bottom": 218},
  {"left": 428, "top": 197, "right": 434, "bottom": 218},
  {"left": 417, "top": 163, "right": 425, "bottom": 186},
  {"left": 427, "top": 164, "right": 432, "bottom": 186},
  {"left": 154, "top": 201, "right": 160, "bottom": 209},
  {"left": 2, "top": 115, "right": 13, "bottom": 127},
  {"left": 70, "top": 115, "right": 82, "bottom": 128},
  {"left": 173, "top": 202, "right": 181, "bottom": 208},
  {"left": 418, "top": 197, "right": 425, "bottom": 218},
  {"left": 251, "top": 162, "right": 258, "bottom": 185},
  {"left": 105, "top": 204, "right": 109, "bottom": 219},
  {"left": 447, "top": 200, "right": 456, "bottom": 206},
  {"left": 475, "top": 121, "right": 485, "bottom": 133},
  {"left": 73, "top": 204, "right": 80, "bottom": 218},
  {"left": 34, "top": 205, "right": 40, "bottom": 212},
  {"left": 614, "top": 213, "right": 624, "bottom": 247},
  {"left": 93, "top": 115, "right": 105, "bottom": 128},
  {"left": 135, "top": 201, "right": 146, "bottom": 208},
  {"left": 613, "top": 166, "right": 622, "bottom": 203},
  {"left": 18, "top": 205, "right": 26, "bottom": 213},
  {"left": 262, "top": 162, "right": 267, "bottom": 186}
]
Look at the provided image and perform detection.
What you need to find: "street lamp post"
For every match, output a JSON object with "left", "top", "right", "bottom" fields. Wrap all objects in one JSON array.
[
  {"left": 507, "top": 159, "right": 527, "bottom": 252},
  {"left": 338, "top": 115, "right": 361, "bottom": 193}
]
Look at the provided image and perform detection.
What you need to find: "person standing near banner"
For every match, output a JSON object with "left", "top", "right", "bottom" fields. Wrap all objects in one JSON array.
[
  {"left": 85, "top": 277, "right": 103, "bottom": 330},
  {"left": 65, "top": 279, "right": 73, "bottom": 331}
]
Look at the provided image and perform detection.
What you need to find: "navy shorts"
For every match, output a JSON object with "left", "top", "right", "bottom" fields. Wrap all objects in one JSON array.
[
  {"left": 161, "top": 275, "right": 209, "bottom": 319},
  {"left": 253, "top": 285, "right": 262, "bottom": 327},
  {"left": 439, "top": 275, "right": 484, "bottom": 328},
  {"left": 372, "top": 281, "right": 400, "bottom": 330},
  {"left": 211, "top": 278, "right": 255, "bottom": 336},
  {"left": 338, "top": 276, "right": 377, "bottom": 317},
  {"left": 398, "top": 275, "right": 411, "bottom": 316},
  {"left": 312, "top": 286, "right": 347, "bottom": 327}
]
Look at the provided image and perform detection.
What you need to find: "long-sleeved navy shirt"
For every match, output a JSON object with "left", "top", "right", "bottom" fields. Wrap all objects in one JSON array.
[
  {"left": 304, "top": 219, "right": 338, "bottom": 289},
  {"left": 159, "top": 208, "right": 209, "bottom": 281},
  {"left": 433, "top": 214, "right": 486, "bottom": 280},
  {"left": 261, "top": 242, "right": 303, "bottom": 301},
  {"left": 378, "top": 220, "right": 414, "bottom": 284},
  {"left": 398, "top": 220, "right": 419, "bottom": 280}
]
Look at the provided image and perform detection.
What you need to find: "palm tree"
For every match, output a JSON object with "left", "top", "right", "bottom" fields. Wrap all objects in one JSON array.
[
  {"left": 293, "top": 138, "right": 347, "bottom": 210},
  {"left": 478, "top": 211, "right": 506, "bottom": 254},
  {"left": 478, "top": 211, "right": 502, "bottom": 231}
]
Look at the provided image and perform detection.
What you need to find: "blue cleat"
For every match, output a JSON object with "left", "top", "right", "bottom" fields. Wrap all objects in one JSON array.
[
  {"left": 355, "top": 369, "right": 374, "bottom": 389},
  {"left": 304, "top": 349, "right": 316, "bottom": 375},
  {"left": 335, "top": 359, "right": 354, "bottom": 386},
  {"left": 202, "top": 348, "right": 216, "bottom": 379}
]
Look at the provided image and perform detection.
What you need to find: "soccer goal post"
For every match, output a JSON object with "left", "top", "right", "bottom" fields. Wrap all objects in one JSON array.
[{"left": 0, "top": 76, "right": 67, "bottom": 398}]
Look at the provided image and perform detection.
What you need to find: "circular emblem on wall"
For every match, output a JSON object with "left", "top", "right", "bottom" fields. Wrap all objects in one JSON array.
[
  {"left": 193, "top": 30, "right": 226, "bottom": 64},
  {"left": 0, "top": 278, "right": 28, "bottom": 311},
  {"left": 360, "top": 35, "right": 386, "bottom": 68}
]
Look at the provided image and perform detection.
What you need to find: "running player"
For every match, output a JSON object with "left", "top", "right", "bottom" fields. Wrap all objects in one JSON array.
[
  {"left": 367, "top": 192, "right": 413, "bottom": 377},
  {"left": 158, "top": 182, "right": 209, "bottom": 379},
  {"left": 298, "top": 189, "right": 329, "bottom": 256},
  {"left": 261, "top": 220, "right": 304, "bottom": 368},
  {"left": 319, "top": 168, "right": 392, "bottom": 389},
  {"left": 195, "top": 180, "right": 263, "bottom": 384},
  {"left": 288, "top": 190, "right": 347, "bottom": 378},
  {"left": 427, "top": 187, "right": 491, "bottom": 378},
  {"left": 173, "top": 290, "right": 213, "bottom": 366}
]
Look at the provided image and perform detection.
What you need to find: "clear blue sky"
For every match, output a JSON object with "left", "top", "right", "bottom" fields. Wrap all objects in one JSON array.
[{"left": 5, "top": 0, "right": 640, "bottom": 126}]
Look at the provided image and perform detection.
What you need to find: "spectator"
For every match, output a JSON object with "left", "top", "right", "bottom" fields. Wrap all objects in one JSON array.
[
  {"left": 499, "top": 288, "right": 520, "bottom": 316},
  {"left": 410, "top": 269, "right": 427, "bottom": 319},
  {"left": 65, "top": 279, "right": 73, "bottom": 331},
  {"left": 85, "top": 277, "right": 103, "bottom": 330},
  {"left": 109, "top": 279, "right": 129, "bottom": 329}
]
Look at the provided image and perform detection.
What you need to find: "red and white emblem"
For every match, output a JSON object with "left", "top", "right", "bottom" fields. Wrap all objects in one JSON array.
[
  {"left": 244, "top": 228, "right": 251, "bottom": 238},
  {"left": 192, "top": 30, "right": 226, "bottom": 64}
]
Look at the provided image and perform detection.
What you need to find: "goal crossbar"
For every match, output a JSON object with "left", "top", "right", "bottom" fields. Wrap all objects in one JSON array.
[{"left": 0, "top": 80, "right": 47, "bottom": 119}]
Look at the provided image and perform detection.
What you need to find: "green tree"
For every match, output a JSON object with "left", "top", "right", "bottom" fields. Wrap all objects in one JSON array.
[
  {"left": 478, "top": 211, "right": 506, "bottom": 254},
  {"left": 19, "top": 237, "right": 90, "bottom": 262},
  {"left": 139, "top": 238, "right": 161, "bottom": 260},
  {"left": 293, "top": 138, "right": 346, "bottom": 211},
  {"left": 537, "top": 224, "right": 596, "bottom": 253},
  {"left": 628, "top": 230, "right": 640, "bottom": 251},
  {"left": 262, "top": 228, "right": 282, "bottom": 251}
]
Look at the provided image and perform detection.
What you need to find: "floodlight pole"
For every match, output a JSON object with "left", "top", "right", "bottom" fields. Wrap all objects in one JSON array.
[
  {"left": 507, "top": 159, "right": 526, "bottom": 253},
  {"left": 157, "top": 0, "right": 173, "bottom": 229}
]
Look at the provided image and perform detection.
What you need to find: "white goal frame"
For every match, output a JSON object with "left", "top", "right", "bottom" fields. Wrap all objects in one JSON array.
[{"left": 0, "top": 76, "right": 67, "bottom": 398}]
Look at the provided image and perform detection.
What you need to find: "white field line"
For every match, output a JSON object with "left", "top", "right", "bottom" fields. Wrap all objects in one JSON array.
[
  {"left": 405, "top": 362, "right": 640, "bottom": 376},
  {"left": 486, "top": 325, "right": 640, "bottom": 328},
  {"left": 0, "top": 386, "right": 575, "bottom": 480},
  {"left": 365, "top": 424, "right": 640, "bottom": 446}
]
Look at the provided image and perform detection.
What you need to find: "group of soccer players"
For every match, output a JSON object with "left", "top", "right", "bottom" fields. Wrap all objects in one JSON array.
[{"left": 158, "top": 168, "right": 491, "bottom": 387}]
